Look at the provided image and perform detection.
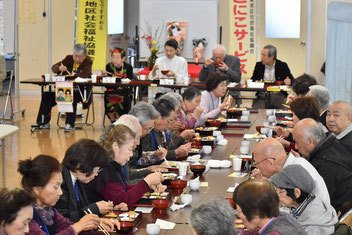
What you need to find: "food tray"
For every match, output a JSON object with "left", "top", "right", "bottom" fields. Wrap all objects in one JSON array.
[
  {"left": 135, "top": 191, "right": 171, "bottom": 206},
  {"left": 195, "top": 126, "right": 218, "bottom": 136}
]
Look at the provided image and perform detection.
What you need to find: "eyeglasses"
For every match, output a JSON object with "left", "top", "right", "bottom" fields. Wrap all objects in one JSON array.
[
  {"left": 276, "top": 189, "right": 287, "bottom": 195},
  {"left": 252, "top": 157, "right": 276, "bottom": 167},
  {"left": 142, "top": 125, "right": 154, "bottom": 133},
  {"left": 86, "top": 167, "right": 102, "bottom": 177},
  {"left": 234, "top": 209, "right": 243, "bottom": 216}
]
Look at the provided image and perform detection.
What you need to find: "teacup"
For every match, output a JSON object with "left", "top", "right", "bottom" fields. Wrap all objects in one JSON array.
[
  {"left": 213, "top": 130, "right": 222, "bottom": 136},
  {"left": 266, "top": 109, "right": 274, "bottom": 116},
  {"left": 268, "top": 115, "right": 276, "bottom": 123},
  {"left": 242, "top": 110, "right": 250, "bottom": 116},
  {"left": 189, "top": 178, "right": 201, "bottom": 191},
  {"left": 240, "top": 115, "right": 249, "bottom": 121},
  {"left": 241, "top": 140, "right": 250, "bottom": 146},
  {"left": 260, "top": 127, "right": 269, "bottom": 135},
  {"left": 216, "top": 135, "right": 224, "bottom": 142},
  {"left": 240, "top": 145, "right": 249, "bottom": 155},
  {"left": 202, "top": 146, "right": 212, "bottom": 155},
  {"left": 146, "top": 223, "right": 160, "bottom": 235}
]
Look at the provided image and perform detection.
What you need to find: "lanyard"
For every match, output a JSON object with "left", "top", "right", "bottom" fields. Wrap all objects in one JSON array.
[
  {"left": 123, "top": 165, "right": 128, "bottom": 180},
  {"left": 151, "top": 130, "right": 168, "bottom": 150},
  {"left": 74, "top": 182, "right": 82, "bottom": 208},
  {"left": 116, "top": 171, "right": 126, "bottom": 192},
  {"left": 33, "top": 208, "right": 51, "bottom": 235},
  {"left": 260, "top": 217, "right": 277, "bottom": 235}
]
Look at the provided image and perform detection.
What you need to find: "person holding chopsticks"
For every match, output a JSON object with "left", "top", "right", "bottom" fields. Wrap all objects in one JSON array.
[
  {"left": 18, "top": 154, "right": 119, "bottom": 235},
  {"left": 55, "top": 139, "right": 128, "bottom": 223},
  {"left": 36, "top": 44, "right": 93, "bottom": 132}
]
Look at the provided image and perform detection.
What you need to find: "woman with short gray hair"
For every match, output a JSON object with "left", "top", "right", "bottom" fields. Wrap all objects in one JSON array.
[{"left": 189, "top": 198, "right": 237, "bottom": 235}]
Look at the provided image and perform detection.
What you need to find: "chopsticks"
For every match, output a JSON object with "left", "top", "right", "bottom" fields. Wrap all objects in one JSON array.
[
  {"left": 174, "top": 188, "right": 188, "bottom": 204},
  {"left": 282, "top": 104, "right": 290, "bottom": 109},
  {"left": 106, "top": 71, "right": 114, "bottom": 76},
  {"left": 84, "top": 209, "right": 110, "bottom": 235},
  {"left": 61, "top": 63, "right": 72, "bottom": 76},
  {"left": 158, "top": 145, "right": 168, "bottom": 163}
]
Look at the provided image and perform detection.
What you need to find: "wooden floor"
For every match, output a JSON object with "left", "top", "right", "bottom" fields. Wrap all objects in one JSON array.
[
  {"left": 1, "top": 92, "right": 254, "bottom": 188},
  {"left": 1, "top": 94, "right": 110, "bottom": 188}
]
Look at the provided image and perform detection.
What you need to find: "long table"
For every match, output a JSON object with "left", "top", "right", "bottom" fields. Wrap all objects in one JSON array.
[
  {"left": 21, "top": 78, "right": 272, "bottom": 107},
  {"left": 129, "top": 110, "right": 267, "bottom": 234}
]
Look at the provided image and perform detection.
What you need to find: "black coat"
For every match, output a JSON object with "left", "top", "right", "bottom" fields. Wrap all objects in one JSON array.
[
  {"left": 309, "top": 133, "right": 352, "bottom": 211},
  {"left": 55, "top": 164, "right": 100, "bottom": 222},
  {"left": 320, "top": 110, "right": 328, "bottom": 130},
  {"left": 251, "top": 59, "right": 294, "bottom": 84}
]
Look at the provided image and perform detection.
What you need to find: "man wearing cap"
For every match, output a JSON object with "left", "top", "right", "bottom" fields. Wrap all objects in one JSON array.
[
  {"left": 293, "top": 118, "right": 352, "bottom": 211},
  {"left": 271, "top": 164, "right": 337, "bottom": 234},
  {"left": 252, "top": 137, "right": 330, "bottom": 203}
]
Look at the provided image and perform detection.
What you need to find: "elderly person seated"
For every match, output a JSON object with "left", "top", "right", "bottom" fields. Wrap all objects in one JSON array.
[
  {"left": 18, "top": 155, "right": 118, "bottom": 234},
  {"left": 275, "top": 96, "right": 325, "bottom": 151},
  {"left": 306, "top": 85, "right": 330, "bottom": 129},
  {"left": 55, "top": 139, "right": 127, "bottom": 222},
  {"left": 196, "top": 72, "right": 232, "bottom": 126},
  {"left": 84, "top": 125, "right": 164, "bottom": 207},
  {"left": 293, "top": 118, "right": 352, "bottom": 211},
  {"left": 199, "top": 44, "right": 241, "bottom": 106},
  {"left": 0, "top": 188, "right": 35, "bottom": 235},
  {"left": 139, "top": 98, "right": 192, "bottom": 167},
  {"left": 326, "top": 101, "right": 352, "bottom": 150},
  {"left": 271, "top": 164, "right": 337, "bottom": 234},
  {"left": 159, "top": 92, "right": 183, "bottom": 132},
  {"left": 233, "top": 180, "right": 307, "bottom": 234},
  {"left": 251, "top": 138, "right": 330, "bottom": 203},
  {"left": 36, "top": 44, "right": 93, "bottom": 132},
  {"left": 189, "top": 198, "right": 237, "bottom": 235},
  {"left": 289, "top": 74, "right": 317, "bottom": 102},
  {"left": 113, "top": 115, "right": 167, "bottom": 192},
  {"left": 177, "top": 87, "right": 203, "bottom": 129}
]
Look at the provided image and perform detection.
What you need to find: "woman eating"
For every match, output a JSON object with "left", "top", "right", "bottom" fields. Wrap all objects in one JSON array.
[
  {"left": 102, "top": 48, "right": 134, "bottom": 122},
  {"left": 84, "top": 124, "right": 164, "bottom": 207},
  {"left": 55, "top": 139, "right": 128, "bottom": 222},
  {"left": 177, "top": 87, "right": 203, "bottom": 128},
  {"left": 0, "top": 188, "right": 34, "bottom": 235},
  {"left": 233, "top": 179, "right": 307, "bottom": 234},
  {"left": 196, "top": 72, "right": 232, "bottom": 126},
  {"left": 18, "top": 155, "right": 119, "bottom": 234}
]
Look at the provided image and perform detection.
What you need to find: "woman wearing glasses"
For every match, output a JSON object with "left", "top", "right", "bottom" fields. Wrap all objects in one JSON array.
[
  {"left": 55, "top": 139, "right": 128, "bottom": 222},
  {"left": 196, "top": 72, "right": 232, "bottom": 127}
]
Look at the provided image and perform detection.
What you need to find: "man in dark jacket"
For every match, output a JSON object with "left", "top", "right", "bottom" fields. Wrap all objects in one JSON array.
[
  {"left": 251, "top": 45, "right": 293, "bottom": 108},
  {"left": 293, "top": 118, "right": 352, "bottom": 211}
]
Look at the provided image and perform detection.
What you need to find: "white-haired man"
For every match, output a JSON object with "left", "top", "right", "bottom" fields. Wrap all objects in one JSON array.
[{"left": 199, "top": 44, "right": 241, "bottom": 105}]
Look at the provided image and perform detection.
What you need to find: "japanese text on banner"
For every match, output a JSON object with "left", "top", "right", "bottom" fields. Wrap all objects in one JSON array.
[
  {"left": 77, "top": 0, "right": 107, "bottom": 70},
  {"left": 229, "top": 0, "right": 256, "bottom": 77}
]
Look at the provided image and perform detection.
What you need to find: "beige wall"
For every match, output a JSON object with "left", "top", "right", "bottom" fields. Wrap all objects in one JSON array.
[
  {"left": 19, "top": 0, "right": 75, "bottom": 90},
  {"left": 18, "top": 0, "right": 352, "bottom": 91}
]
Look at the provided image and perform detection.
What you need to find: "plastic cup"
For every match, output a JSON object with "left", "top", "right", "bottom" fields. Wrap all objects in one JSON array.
[
  {"left": 140, "top": 75, "right": 146, "bottom": 80},
  {"left": 91, "top": 74, "right": 97, "bottom": 83},
  {"left": 240, "top": 145, "right": 249, "bottom": 155},
  {"left": 178, "top": 163, "right": 188, "bottom": 176},
  {"left": 241, "top": 141, "right": 250, "bottom": 147},
  {"left": 44, "top": 74, "right": 51, "bottom": 82},
  {"left": 233, "top": 158, "right": 242, "bottom": 171},
  {"left": 260, "top": 127, "right": 269, "bottom": 135},
  {"left": 202, "top": 145, "right": 212, "bottom": 155}
]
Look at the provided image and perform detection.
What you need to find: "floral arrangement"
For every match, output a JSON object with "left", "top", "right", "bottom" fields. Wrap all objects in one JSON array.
[{"left": 141, "top": 21, "right": 164, "bottom": 70}]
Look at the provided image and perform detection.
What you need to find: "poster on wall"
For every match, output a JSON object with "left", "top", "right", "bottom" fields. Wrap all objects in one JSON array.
[
  {"left": 76, "top": 0, "right": 107, "bottom": 70},
  {"left": 56, "top": 82, "right": 73, "bottom": 113},
  {"left": 229, "top": 0, "right": 257, "bottom": 77},
  {"left": 166, "top": 21, "right": 188, "bottom": 55}
]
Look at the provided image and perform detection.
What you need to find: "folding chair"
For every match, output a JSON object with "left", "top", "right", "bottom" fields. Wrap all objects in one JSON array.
[
  {"left": 57, "top": 94, "right": 95, "bottom": 129},
  {"left": 0, "top": 70, "right": 25, "bottom": 123}
]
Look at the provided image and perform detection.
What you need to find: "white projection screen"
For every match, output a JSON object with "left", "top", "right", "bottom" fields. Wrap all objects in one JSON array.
[
  {"left": 265, "top": 0, "right": 301, "bottom": 38},
  {"left": 108, "top": 0, "right": 124, "bottom": 34}
]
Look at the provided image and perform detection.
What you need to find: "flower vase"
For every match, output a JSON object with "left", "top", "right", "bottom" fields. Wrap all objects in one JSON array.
[{"left": 147, "top": 55, "right": 157, "bottom": 70}]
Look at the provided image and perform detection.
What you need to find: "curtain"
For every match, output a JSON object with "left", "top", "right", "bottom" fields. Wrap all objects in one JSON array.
[{"left": 326, "top": 2, "right": 352, "bottom": 103}]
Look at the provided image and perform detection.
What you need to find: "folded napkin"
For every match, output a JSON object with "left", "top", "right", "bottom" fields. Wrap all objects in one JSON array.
[
  {"left": 208, "top": 160, "right": 232, "bottom": 168},
  {"left": 75, "top": 77, "right": 89, "bottom": 82},
  {"left": 170, "top": 200, "right": 191, "bottom": 211},
  {"left": 155, "top": 219, "right": 176, "bottom": 229}
]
